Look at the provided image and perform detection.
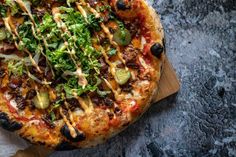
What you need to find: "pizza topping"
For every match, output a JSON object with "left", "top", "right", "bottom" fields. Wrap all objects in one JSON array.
[
  {"left": 0, "top": 112, "right": 23, "bottom": 132},
  {"left": 15, "top": 96, "right": 27, "bottom": 110},
  {"left": 8, "top": 77, "right": 22, "bottom": 89},
  {"left": 150, "top": 43, "right": 164, "bottom": 58},
  {"left": 25, "top": 89, "right": 37, "bottom": 99},
  {"left": 115, "top": 68, "right": 131, "bottom": 85},
  {"left": 60, "top": 124, "right": 86, "bottom": 142},
  {"left": 116, "top": 0, "right": 128, "bottom": 11},
  {"left": 121, "top": 81, "right": 133, "bottom": 92},
  {"left": 42, "top": 114, "right": 55, "bottom": 128},
  {"left": 0, "top": 27, "right": 7, "bottom": 40},
  {"left": 0, "top": 69, "right": 6, "bottom": 78},
  {"left": 113, "top": 28, "right": 131, "bottom": 46},
  {"left": 0, "top": 0, "right": 155, "bottom": 142},
  {"left": 0, "top": 42, "right": 16, "bottom": 53},
  {"left": 32, "top": 92, "right": 50, "bottom": 109},
  {"left": 123, "top": 45, "right": 138, "bottom": 63},
  {"left": 126, "top": 62, "right": 139, "bottom": 69},
  {"left": 104, "top": 97, "right": 114, "bottom": 107}
]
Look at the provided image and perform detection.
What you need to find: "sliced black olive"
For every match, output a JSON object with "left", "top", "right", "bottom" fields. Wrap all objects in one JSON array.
[
  {"left": 0, "top": 112, "right": 23, "bottom": 132},
  {"left": 116, "top": 0, "right": 127, "bottom": 10},
  {"left": 60, "top": 124, "right": 86, "bottom": 142},
  {"left": 150, "top": 43, "right": 164, "bottom": 58}
]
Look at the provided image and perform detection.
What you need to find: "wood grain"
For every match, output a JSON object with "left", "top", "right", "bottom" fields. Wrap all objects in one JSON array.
[
  {"left": 154, "top": 58, "right": 180, "bottom": 102},
  {"left": 13, "top": 58, "right": 180, "bottom": 157}
]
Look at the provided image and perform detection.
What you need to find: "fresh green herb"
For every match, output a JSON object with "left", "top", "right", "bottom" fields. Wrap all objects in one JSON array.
[
  {"left": 98, "top": 5, "right": 111, "bottom": 12},
  {"left": 87, "top": 14, "right": 102, "bottom": 32},
  {"left": 5, "top": 0, "right": 19, "bottom": 16},
  {"left": 117, "top": 20, "right": 125, "bottom": 29},
  {"left": 0, "top": 28, "right": 7, "bottom": 40},
  {"left": 108, "top": 48, "right": 117, "bottom": 56},
  {"left": 50, "top": 111, "right": 56, "bottom": 122},
  {"left": 2, "top": 2, "right": 107, "bottom": 98},
  {"left": 0, "top": 5, "right": 7, "bottom": 17},
  {"left": 8, "top": 60, "right": 24, "bottom": 76}
]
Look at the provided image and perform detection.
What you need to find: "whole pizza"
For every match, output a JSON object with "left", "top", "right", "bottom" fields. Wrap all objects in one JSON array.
[{"left": 0, "top": 0, "right": 165, "bottom": 150}]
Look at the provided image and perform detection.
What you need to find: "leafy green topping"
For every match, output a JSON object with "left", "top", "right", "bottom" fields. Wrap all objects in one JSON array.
[
  {"left": 1, "top": 0, "right": 129, "bottom": 104},
  {"left": 8, "top": 60, "right": 24, "bottom": 76},
  {"left": 0, "top": 28, "right": 7, "bottom": 40},
  {"left": 97, "top": 5, "right": 111, "bottom": 12},
  {"left": 0, "top": 5, "right": 7, "bottom": 17},
  {"left": 5, "top": 0, "right": 20, "bottom": 16},
  {"left": 108, "top": 48, "right": 117, "bottom": 56},
  {"left": 7, "top": 4, "right": 103, "bottom": 98}
]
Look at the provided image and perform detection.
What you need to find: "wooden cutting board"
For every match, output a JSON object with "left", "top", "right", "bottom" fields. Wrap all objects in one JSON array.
[{"left": 13, "top": 58, "right": 180, "bottom": 157}]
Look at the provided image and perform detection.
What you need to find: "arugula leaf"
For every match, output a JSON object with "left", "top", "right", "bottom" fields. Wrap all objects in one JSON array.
[
  {"left": 108, "top": 48, "right": 117, "bottom": 56},
  {"left": 8, "top": 60, "right": 24, "bottom": 76},
  {"left": 11, "top": 5, "right": 102, "bottom": 97},
  {"left": 87, "top": 14, "right": 102, "bottom": 32},
  {"left": 5, "top": 0, "right": 19, "bottom": 16},
  {"left": 0, "top": 5, "right": 7, "bottom": 17}
]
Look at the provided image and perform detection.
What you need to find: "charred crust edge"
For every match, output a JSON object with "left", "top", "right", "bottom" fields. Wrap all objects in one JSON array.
[
  {"left": 0, "top": 112, "right": 23, "bottom": 132},
  {"left": 60, "top": 124, "right": 86, "bottom": 142}
]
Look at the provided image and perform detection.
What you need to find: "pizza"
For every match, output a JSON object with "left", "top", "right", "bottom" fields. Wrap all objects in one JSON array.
[{"left": 0, "top": 0, "right": 165, "bottom": 150}]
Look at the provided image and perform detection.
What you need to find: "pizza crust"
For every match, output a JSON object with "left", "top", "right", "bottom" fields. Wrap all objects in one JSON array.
[{"left": 0, "top": 0, "right": 165, "bottom": 150}]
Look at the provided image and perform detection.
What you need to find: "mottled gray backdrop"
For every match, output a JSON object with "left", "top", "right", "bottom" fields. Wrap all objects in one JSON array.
[{"left": 50, "top": 0, "right": 236, "bottom": 156}]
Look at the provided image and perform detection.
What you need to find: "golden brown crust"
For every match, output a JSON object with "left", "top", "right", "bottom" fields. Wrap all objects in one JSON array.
[{"left": 0, "top": 0, "right": 165, "bottom": 149}]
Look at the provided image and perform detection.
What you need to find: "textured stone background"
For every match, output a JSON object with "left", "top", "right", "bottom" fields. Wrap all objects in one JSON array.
[
  {"left": 48, "top": 0, "right": 236, "bottom": 157},
  {"left": 50, "top": 0, "right": 236, "bottom": 156},
  {"left": 0, "top": 0, "right": 234, "bottom": 156}
]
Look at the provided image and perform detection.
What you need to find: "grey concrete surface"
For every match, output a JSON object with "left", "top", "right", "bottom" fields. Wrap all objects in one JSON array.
[{"left": 50, "top": 0, "right": 236, "bottom": 156}]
